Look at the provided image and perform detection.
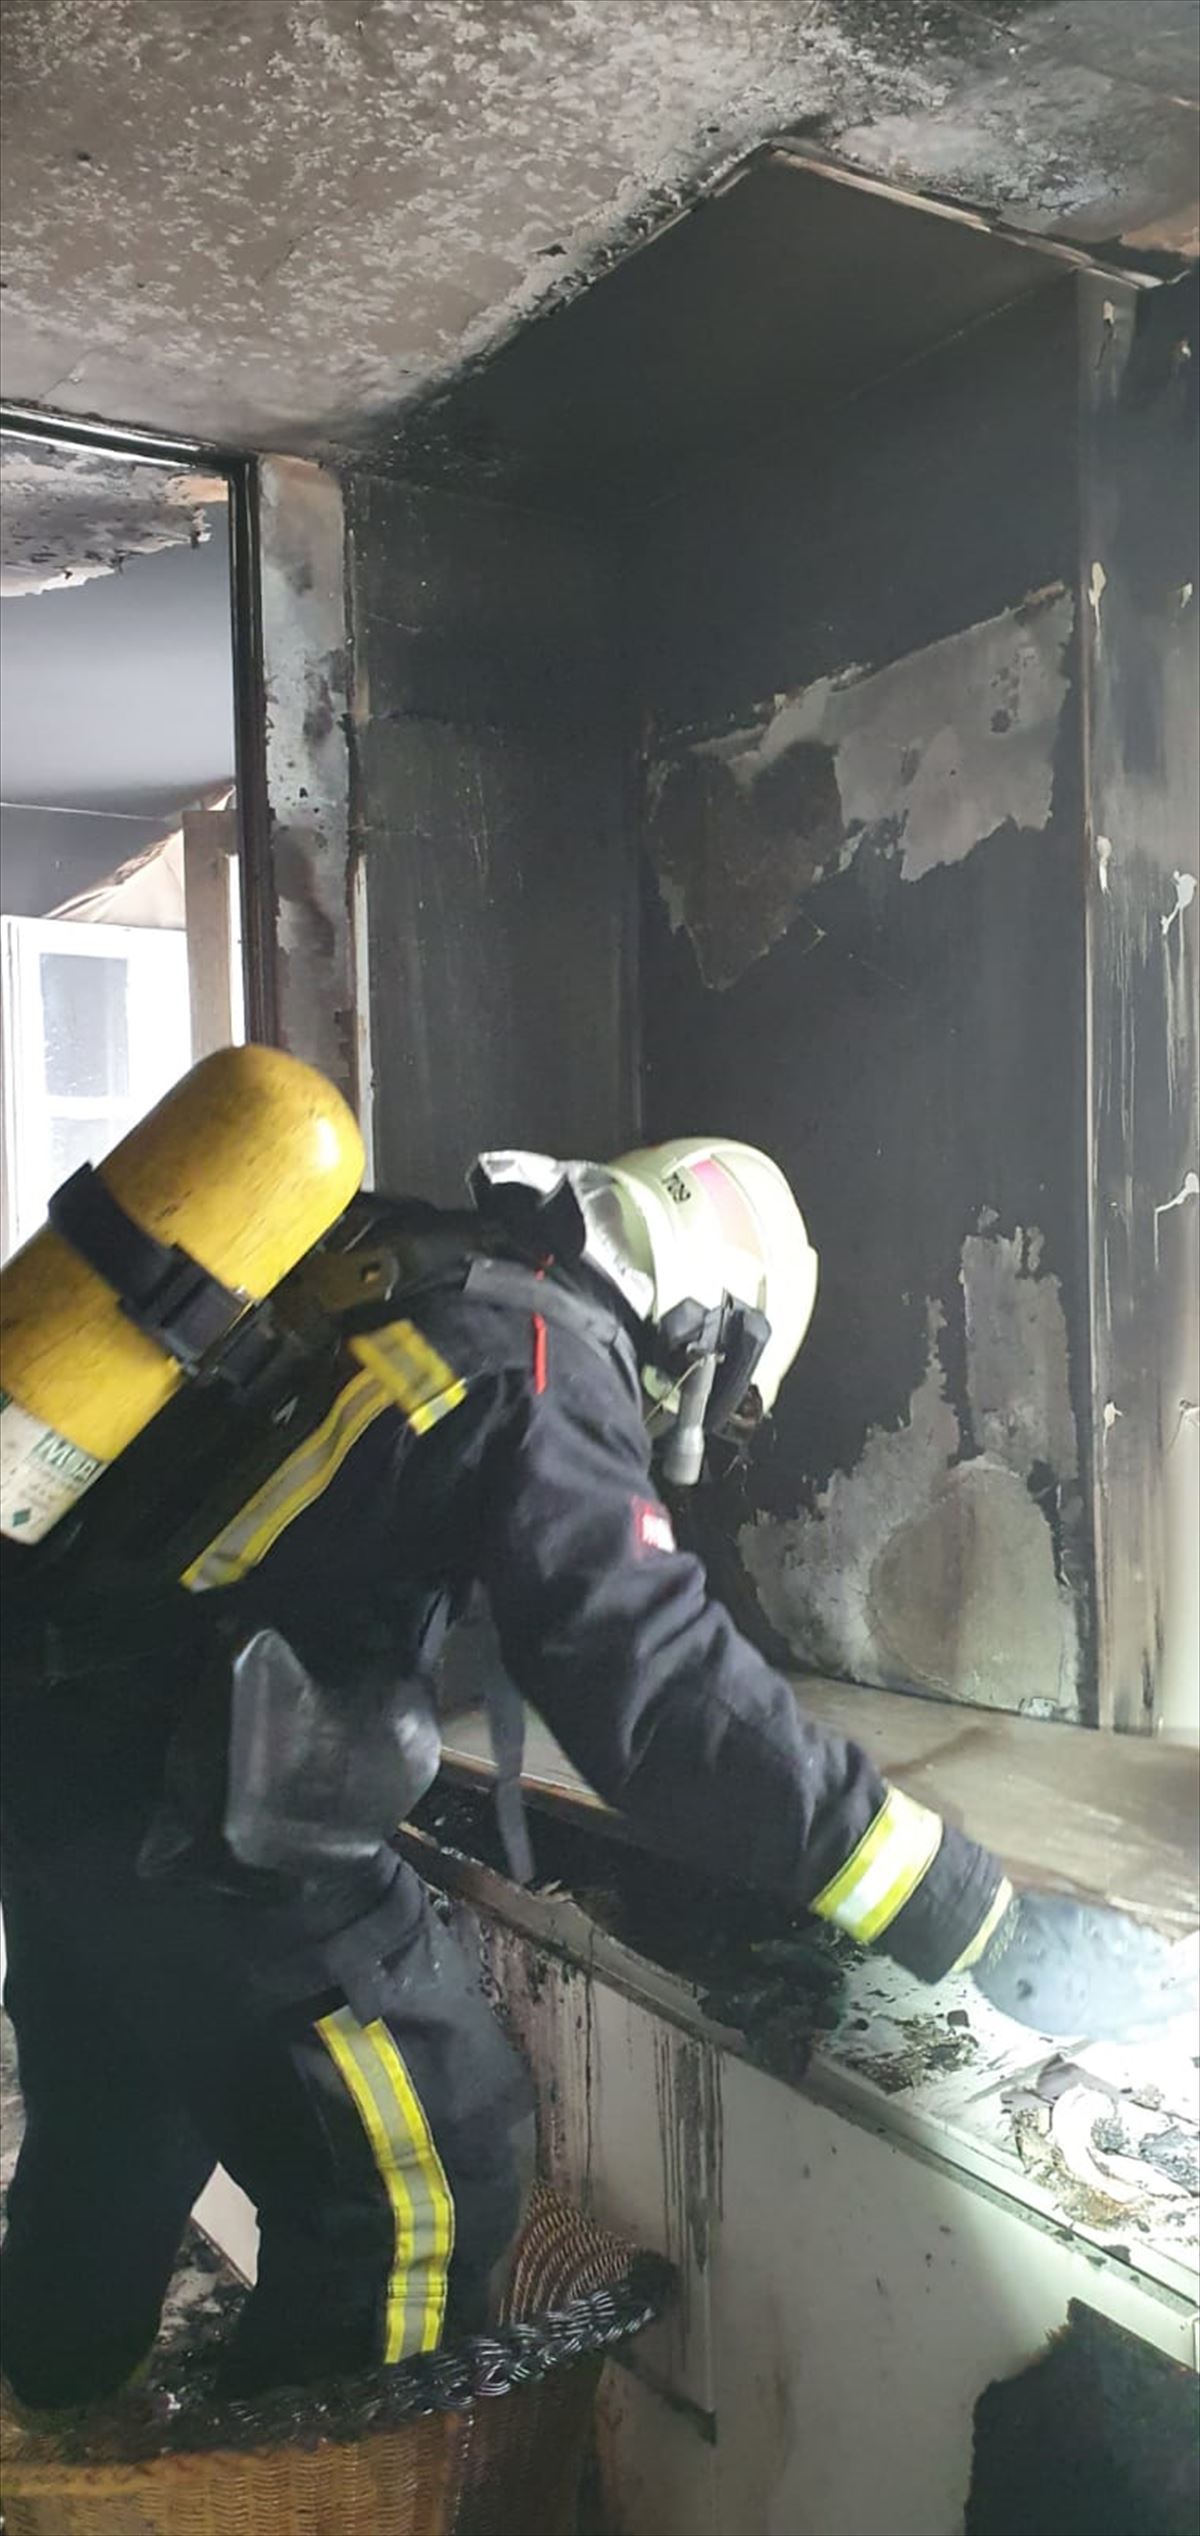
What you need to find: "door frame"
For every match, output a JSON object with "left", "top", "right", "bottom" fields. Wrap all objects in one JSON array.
[{"left": 0, "top": 401, "right": 278, "bottom": 1046}]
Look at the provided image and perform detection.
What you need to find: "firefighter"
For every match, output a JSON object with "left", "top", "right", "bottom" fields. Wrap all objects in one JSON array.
[{"left": 0, "top": 1054, "right": 1191, "bottom": 2411}]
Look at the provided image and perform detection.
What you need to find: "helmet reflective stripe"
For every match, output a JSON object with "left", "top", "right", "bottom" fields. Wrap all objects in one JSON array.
[{"left": 690, "top": 1155, "right": 760, "bottom": 1262}]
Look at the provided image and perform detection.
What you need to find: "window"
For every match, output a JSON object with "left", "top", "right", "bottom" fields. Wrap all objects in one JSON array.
[{"left": 0, "top": 916, "right": 191, "bottom": 1256}]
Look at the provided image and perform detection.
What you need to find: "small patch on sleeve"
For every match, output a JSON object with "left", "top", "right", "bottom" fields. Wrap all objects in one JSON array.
[{"left": 633, "top": 1497, "right": 676, "bottom": 1557}]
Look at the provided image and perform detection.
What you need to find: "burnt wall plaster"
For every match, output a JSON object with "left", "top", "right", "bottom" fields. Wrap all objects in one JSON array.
[
  {"left": 1081, "top": 271, "right": 1200, "bottom": 1733},
  {"left": 1, "top": 5, "right": 1195, "bottom": 454},
  {"left": 635, "top": 284, "right": 1093, "bottom": 1716},
  {"left": 258, "top": 457, "right": 358, "bottom": 1107},
  {"left": 646, "top": 586, "right": 1075, "bottom": 989},
  {"left": 345, "top": 475, "right": 635, "bottom": 1202},
  {"left": 740, "top": 1242, "right": 1083, "bottom": 1715}
]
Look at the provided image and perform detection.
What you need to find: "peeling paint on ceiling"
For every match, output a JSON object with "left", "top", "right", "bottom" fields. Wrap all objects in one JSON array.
[
  {"left": 0, "top": 4, "right": 1196, "bottom": 451},
  {"left": 0, "top": 440, "right": 223, "bottom": 595}
]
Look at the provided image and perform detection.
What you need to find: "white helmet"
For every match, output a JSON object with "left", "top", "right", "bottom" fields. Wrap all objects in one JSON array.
[
  {"left": 601, "top": 1139, "right": 818, "bottom": 1414},
  {"left": 473, "top": 1139, "right": 818, "bottom": 1477}
]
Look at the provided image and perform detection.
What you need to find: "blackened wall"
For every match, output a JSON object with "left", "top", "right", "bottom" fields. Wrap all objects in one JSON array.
[
  {"left": 345, "top": 478, "right": 635, "bottom": 1202},
  {"left": 634, "top": 282, "right": 1094, "bottom": 1717}
]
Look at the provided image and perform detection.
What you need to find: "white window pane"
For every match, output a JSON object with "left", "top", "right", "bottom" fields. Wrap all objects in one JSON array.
[
  {"left": 40, "top": 950, "right": 130, "bottom": 1101},
  {"left": 2, "top": 917, "right": 193, "bottom": 1258},
  {"left": 47, "top": 1111, "right": 124, "bottom": 1188}
]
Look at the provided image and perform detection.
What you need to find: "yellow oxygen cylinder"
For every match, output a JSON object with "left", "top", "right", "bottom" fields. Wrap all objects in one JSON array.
[{"left": 0, "top": 1045, "right": 364, "bottom": 1544}]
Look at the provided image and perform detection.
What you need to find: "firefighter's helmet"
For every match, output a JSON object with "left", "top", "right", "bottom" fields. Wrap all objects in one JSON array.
[
  {"left": 601, "top": 1139, "right": 818, "bottom": 1415},
  {"left": 474, "top": 1138, "right": 818, "bottom": 1477}
]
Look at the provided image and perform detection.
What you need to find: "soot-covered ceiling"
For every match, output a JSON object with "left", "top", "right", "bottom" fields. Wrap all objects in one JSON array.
[
  {"left": 383, "top": 154, "right": 1064, "bottom": 512},
  {"left": 0, "top": 2, "right": 1195, "bottom": 454}
]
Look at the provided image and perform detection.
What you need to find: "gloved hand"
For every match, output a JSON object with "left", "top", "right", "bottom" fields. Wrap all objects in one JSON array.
[{"left": 971, "top": 1891, "right": 1198, "bottom": 2042}]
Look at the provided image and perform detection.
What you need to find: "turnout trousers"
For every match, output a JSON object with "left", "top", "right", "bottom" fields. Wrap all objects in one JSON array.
[{"left": 0, "top": 1825, "right": 533, "bottom": 2408}]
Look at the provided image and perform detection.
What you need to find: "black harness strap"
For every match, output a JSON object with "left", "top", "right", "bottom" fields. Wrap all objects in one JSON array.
[{"left": 49, "top": 1166, "right": 248, "bottom": 1374}]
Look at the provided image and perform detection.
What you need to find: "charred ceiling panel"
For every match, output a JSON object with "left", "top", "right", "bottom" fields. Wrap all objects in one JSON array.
[
  {"left": 1081, "top": 271, "right": 1200, "bottom": 1733},
  {"left": 347, "top": 476, "right": 634, "bottom": 1204},
  {"left": 636, "top": 284, "right": 1093, "bottom": 1717}
]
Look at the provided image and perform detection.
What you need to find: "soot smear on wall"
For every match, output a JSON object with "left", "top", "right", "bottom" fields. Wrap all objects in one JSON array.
[{"left": 637, "top": 283, "right": 1091, "bottom": 1715}]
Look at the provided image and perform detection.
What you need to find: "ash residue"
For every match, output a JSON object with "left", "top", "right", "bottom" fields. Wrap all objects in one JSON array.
[
  {"left": 1139, "top": 2127, "right": 1200, "bottom": 2196},
  {"left": 838, "top": 2013, "right": 978, "bottom": 2095},
  {"left": 1008, "top": 2107, "right": 1152, "bottom": 2233},
  {"left": 413, "top": 1785, "right": 856, "bottom": 2084}
]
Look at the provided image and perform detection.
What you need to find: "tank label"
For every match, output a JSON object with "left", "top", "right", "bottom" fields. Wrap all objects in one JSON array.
[{"left": 0, "top": 1392, "right": 107, "bottom": 1542}]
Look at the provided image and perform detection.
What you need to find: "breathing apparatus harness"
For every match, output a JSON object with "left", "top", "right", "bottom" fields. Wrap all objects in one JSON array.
[{"left": 5, "top": 1169, "right": 640, "bottom": 1891}]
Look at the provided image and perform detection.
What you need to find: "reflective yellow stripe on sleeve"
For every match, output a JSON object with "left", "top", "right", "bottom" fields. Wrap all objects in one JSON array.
[
  {"left": 810, "top": 1786, "right": 944, "bottom": 1945},
  {"left": 350, "top": 1320, "right": 468, "bottom": 1435},
  {"left": 316, "top": 2007, "right": 455, "bottom": 2361}
]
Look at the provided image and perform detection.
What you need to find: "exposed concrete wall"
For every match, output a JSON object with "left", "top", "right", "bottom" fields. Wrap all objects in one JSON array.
[
  {"left": 2, "top": 4, "right": 1195, "bottom": 453},
  {"left": 257, "top": 457, "right": 359, "bottom": 1110},
  {"left": 344, "top": 474, "right": 635, "bottom": 1203},
  {"left": 1081, "top": 271, "right": 1200, "bottom": 1733},
  {"left": 636, "top": 284, "right": 1093, "bottom": 1719}
]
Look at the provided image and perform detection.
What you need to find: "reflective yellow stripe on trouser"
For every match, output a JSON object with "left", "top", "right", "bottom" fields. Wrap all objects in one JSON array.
[
  {"left": 810, "top": 1786, "right": 944, "bottom": 1945},
  {"left": 316, "top": 2007, "right": 455, "bottom": 2361}
]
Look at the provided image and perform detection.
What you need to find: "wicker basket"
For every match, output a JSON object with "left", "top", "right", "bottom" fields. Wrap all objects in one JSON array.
[{"left": 1, "top": 2184, "right": 673, "bottom": 2536}]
